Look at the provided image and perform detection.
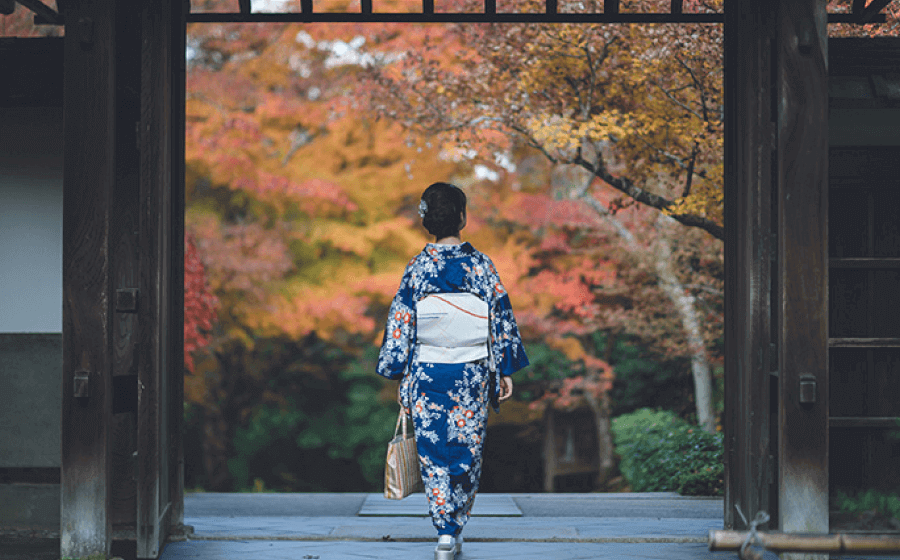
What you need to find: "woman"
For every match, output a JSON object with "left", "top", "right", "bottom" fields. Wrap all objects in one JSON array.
[{"left": 377, "top": 182, "right": 529, "bottom": 560}]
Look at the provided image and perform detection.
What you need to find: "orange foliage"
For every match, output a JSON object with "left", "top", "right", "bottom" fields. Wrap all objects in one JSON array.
[{"left": 184, "top": 234, "right": 219, "bottom": 372}]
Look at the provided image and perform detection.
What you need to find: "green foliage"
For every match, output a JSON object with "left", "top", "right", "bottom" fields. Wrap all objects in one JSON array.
[
  {"left": 511, "top": 341, "right": 581, "bottom": 401},
  {"left": 224, "top": 344, "right": 396, "bottom": 492},
  {"left": 611, "top": 408, "right": 723, "bottom": 496},
  {"left": 587, "top": 332, "right": 693, "bottom": 417},
  {"left": 835, "top": 489, "right": 900, "bottom": 520}
]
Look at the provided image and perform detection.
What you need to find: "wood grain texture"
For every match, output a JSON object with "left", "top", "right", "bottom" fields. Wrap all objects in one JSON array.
[
  {"left": 168, "top": 0, "right": 187, "bottom": 532},
  {"left": 108, "top": 2, "right": 142, "bottom": 532},
  {"left": 60, "top": 0, "right": 117, "bottom": 557},
  {"left": 723, "top": 0, "right": 776, "bottom": 532},
  {"left": 137, "top": 0, "right": 175, "bottom": 556},
  {"left": 776, "top": 0, "right": 829, "bottom": 541}
]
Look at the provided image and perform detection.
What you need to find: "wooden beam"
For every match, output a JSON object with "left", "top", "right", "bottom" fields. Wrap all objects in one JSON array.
[
  {"left": 723, "top": 0, "right": 776, "bottom": 532},
  {"left": 137, "top": 0, "right": 175, "bottom": 556},
  {"left": 423, "top": 0, "right": 434, "bottom": 14},
  {"left": 829, "top": 338, "right": 900, "bottom": 348},
  {"left": 361, "top": 0, "right": 372, "bottom": 14},
  {"left": 861, "top": 0, "right": 893, "bottom": 22},
  {"left": 605, "top": 0, "right": 619, "bottom": 14},
  {"left": 181, "top": 11, "right": 884, "bottom": 23},
  {"left": 830, "top": 417, "right": 900, "bottom": 428},
  {"left": 776, "top": 0, "right": 829, "bottom": 544},
  {"left": 546, "top": 0, "right": 557, "bottom": 14},
  {"left": 60, "top": 0, "right": 117, "bottom": 556},
  {"left": 830, "top": 258, "right": 900, "bottom": 269},
  {"left": 14, "top": 0, "right": 62, "bottom": 24},
  {"left": 168, "top": 0, "right": 188, "bottom": 535},
  {"left": 671, "top": 0, "right": 683, "bottom": 14},
  {"left": 485, "top": 0, "right": 496, "bottom": 14},
  {"left": 186, "top": 12, "right": 728, "bottom": 22},
  {"left": 108, "top": 1, "right": 142, "bottom": 530}
]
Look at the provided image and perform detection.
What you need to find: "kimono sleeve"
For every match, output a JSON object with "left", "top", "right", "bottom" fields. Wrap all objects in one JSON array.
[
  {"left": 376, "top": 261, "right": 417, "bottom": 380},
  {"left": 484, "top": 257, "right": 530, "bottom": 377}
]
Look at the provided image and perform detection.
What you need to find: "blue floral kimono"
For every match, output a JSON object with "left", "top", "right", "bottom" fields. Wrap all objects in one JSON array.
[{"left": 377, "top": 242, "right": 529, "bottom": 536}]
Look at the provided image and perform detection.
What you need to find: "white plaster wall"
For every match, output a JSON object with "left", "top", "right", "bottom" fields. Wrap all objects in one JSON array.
[{"left": 0, "top": 107, "right": 64, "bottom": 333}]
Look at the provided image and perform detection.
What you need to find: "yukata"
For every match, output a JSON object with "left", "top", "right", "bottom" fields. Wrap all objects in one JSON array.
[{"left": 377, "top": 242, "right": 529, "bottom": 536}]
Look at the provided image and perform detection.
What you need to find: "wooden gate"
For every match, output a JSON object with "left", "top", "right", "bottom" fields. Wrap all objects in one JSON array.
[
  {"left": 42, "top": 0, "right": 894, "bottom": 557},
  {"left": 59, "top": 0, "right": 185, "bottom": 557},
  {"left": 724, "top": 0, "right": 830, "bottom": 536}
]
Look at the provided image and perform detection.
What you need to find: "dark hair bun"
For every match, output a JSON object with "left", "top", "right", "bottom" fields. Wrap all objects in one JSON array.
[{"left": 421, "top": 182, "right": 467, "bottom": 239}]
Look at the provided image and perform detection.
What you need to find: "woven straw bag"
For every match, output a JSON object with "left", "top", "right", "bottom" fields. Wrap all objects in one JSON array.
[{"left": 384, "top": 410, "right": 423, "bottom": 500}]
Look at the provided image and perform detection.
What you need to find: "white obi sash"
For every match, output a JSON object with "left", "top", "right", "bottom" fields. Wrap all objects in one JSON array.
[{"left": 415, "top": 293, "right": 490, "bottom": 364}]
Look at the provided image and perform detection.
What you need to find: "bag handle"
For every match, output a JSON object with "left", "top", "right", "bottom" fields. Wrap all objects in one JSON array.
[{"left": 394, "top": 409, "right": 411, "bottom": 438}]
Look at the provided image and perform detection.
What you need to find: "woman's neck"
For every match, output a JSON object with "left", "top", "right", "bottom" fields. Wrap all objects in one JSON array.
[{"left": 434, "top": 236, "right": 461, "bottom": 245}]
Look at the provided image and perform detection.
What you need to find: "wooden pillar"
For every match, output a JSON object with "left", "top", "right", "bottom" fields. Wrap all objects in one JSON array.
[
  {"left": 723, "top": 0, "right": 776, "bottom": 532},
  {"left": 109, "top": 0, "right": 142, "bottom": 534},
  {"left": 775, "top": 0, "right": 829, "bottom": 546},
  {"left": 60, "top": 0, "right": 117, "bottom": 556},
  {"left": 168, "top": 0, "right": 188, "bottom": 534},
  {"left": 725, "top": 0, "right": 829, "bottom": 541},
  {"left": 137, "top": 0, "right": 177, "bottom": 556}
]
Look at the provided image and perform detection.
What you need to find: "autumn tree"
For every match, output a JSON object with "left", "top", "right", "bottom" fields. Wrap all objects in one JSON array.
[
  {"left": 364, "top": 1, "right": 726, "bottom": 431},
  {"left": 182, "top": 9, "right": 482, "bottom": 488},
  {"left": 180, "top": 0, "right": 900, "bottom": 485},
  {"left": 184, "top": 233, "right": 219, "bottom": 373},
  {"left": 368, "top": 0, "right": 725, "bottom": 239}
]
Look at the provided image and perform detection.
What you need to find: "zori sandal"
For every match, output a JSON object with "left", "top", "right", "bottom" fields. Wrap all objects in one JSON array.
[{"left": 435, "top": 534, "right": 457, "bottom": 560}]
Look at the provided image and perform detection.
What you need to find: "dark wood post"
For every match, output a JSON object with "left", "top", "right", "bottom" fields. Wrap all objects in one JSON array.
[
  {"left": 775, "top": 0, "right": 829, "bottom": 543},
  {"left": 137, "top": 0, "right": 177, "bottom": 555},
  {"left": 725, "top": 0, "right": 829, "bottom": 538},
  {"left": 60, "top": 0, "right": 118, "bottom": 556},
  {"left": 723, "top": 0, "right": 776, "bottom": 531},
  {"left": 168, "top": 0, "right": 188, "bottom": 535}
]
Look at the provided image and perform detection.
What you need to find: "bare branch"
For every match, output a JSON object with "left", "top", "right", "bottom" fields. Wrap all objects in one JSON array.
[
  {"left": 634, "top": 135, "right": 709, "bottom": 183},
  {"left": 684, "top": 283, "right": 724, "bottom": 297},
  {"left": 682, "top": 141, "right": 700, "bottom": 198},
  {"left": 673, "top": 53, "right": 720, "bottom": 130},
  {"left": 573, "top": 150, "right": 723, "bottom": 240},
  {"left": 648, "top": 79, "right": 704, "bottom": 121}
]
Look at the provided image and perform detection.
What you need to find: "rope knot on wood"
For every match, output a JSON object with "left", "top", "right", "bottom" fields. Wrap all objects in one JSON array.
[{"left": 740, "top": 511, "right": 770, "bottom": 560}]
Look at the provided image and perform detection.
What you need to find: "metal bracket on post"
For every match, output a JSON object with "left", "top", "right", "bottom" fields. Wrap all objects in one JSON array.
[
  {"left": 73, "top": 370, "right": 91, "bottom": 399},
  {"left": 799, "top": 374, "right": 817, "bottom": 405},
  {"left": 116, "top": 288, "right": 139, "bottom": 313}
]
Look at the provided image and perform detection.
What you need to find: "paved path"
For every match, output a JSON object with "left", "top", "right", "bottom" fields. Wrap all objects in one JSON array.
[{"left": 157, "top": 493, "right": 896, "bottom": 560}]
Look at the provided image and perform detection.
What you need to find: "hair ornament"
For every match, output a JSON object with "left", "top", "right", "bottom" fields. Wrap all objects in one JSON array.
[{"left": 418, "top": 199, "right": 428, "bottom": 218}]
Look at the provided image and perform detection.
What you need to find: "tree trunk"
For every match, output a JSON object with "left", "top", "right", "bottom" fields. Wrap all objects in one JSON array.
[
  {"left": 652, "top": 214, "right": 716, "bottom": 434},
  {"left": 583, "top": 387, "right": 615, "bottom": 486},
  {"left": 579, "top": 191, "right": 717, "bottom": 434}
]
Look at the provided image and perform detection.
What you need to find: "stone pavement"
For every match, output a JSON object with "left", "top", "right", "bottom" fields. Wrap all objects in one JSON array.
[{"left": 156, "top": 493, "right": 900, "bottom": 560}]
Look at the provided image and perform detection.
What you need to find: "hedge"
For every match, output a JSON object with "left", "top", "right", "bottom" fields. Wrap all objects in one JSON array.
[{"left": 611, "top": 408, "right": 724, "bottom": 496}]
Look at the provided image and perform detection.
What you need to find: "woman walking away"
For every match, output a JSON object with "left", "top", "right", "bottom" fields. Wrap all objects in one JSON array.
[{"left": 377, "top": 182, "right": 529, "bottom": 560}]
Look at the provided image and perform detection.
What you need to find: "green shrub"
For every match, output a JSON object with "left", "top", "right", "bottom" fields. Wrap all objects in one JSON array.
[
  {"left": 835, "top": 488, "right": 900, "bottom": 520},
  {"left": 611, "top": 408, "right": 724, "bottom": 496}
]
